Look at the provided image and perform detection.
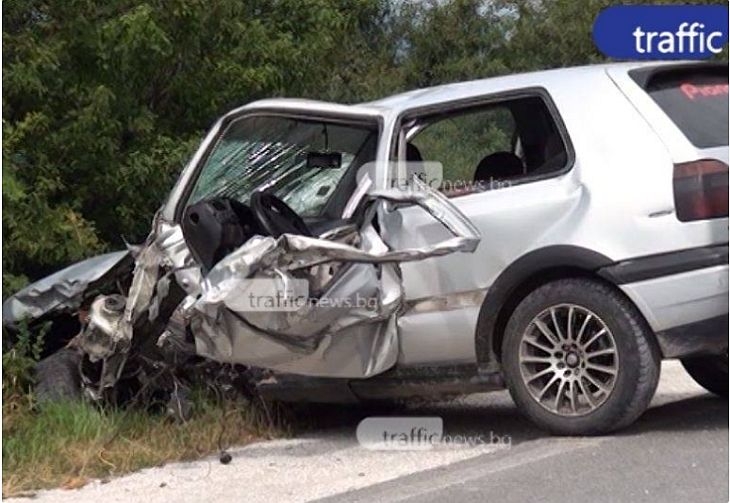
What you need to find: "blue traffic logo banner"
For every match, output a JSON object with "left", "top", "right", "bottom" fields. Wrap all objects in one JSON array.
[{"left": 593, "top": 4, "right": 729, "bottom": 59}]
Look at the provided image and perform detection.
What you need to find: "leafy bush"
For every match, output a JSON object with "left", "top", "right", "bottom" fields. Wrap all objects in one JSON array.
[{"left": 2, "top": 322, "right": 47, "bottom": 398}]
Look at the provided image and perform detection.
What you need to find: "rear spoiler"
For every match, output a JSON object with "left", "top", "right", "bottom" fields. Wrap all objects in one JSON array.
[{"left": 628, "top": 61, "right": 728, "bottom": 88}]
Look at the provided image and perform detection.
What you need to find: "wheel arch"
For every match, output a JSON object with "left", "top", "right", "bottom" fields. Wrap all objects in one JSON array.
[{"left": 475, "top": 245, "right": 619, "bottom": 365}]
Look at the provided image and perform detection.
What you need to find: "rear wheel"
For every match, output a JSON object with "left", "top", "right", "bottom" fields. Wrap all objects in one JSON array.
[
  {"left": 502, "top": 278, "right": 660, "bottom": 435},
  {"left": 681, "top": 354, "right": 728, "bottom": 397}
]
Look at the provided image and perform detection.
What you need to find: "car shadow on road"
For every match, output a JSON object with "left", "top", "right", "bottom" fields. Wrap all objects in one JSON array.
[
  {"left": 621, "top": 394, "right": 728, "bottom": 435},
  {"left": 289, "top": 390, "right": 727, "bottom": 445}
]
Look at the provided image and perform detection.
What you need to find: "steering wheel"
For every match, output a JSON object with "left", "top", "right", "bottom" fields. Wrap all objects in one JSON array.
[{"left": 249, "top": 191, "right": 312, "bottom": 238}]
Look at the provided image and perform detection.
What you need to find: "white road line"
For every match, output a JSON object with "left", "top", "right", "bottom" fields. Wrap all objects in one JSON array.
[{"left": 317, "top": 438, "right": 605, "bottom": 503}]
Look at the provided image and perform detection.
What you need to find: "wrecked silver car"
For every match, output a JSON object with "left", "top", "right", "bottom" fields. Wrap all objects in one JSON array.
[
  {"left": 4, "top": 103, "right": 481, "bottom": 409},
  {"left": 6, "top": 62, "right": 729, "bottom": 436}
]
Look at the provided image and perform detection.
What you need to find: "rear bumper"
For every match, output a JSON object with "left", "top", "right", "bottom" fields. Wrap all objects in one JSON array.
[{"left": 611, "top": 247, "right": 728, "bottom": 358}]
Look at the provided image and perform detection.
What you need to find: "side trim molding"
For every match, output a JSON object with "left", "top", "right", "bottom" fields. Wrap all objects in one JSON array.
[{"left": 598, "top": 244, "right": 729, "bottom": 284}]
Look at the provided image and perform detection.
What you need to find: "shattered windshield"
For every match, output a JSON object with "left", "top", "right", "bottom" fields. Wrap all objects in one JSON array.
[{"left": 187, "top": 115, "right": 378, "bottom": 217}]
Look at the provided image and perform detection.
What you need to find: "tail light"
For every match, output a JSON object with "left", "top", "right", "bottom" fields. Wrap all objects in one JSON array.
[{"left": 673, "top": 159, "right": 729, "bottom": 222}]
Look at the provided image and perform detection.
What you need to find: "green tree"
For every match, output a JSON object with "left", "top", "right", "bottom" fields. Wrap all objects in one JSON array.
[
  {"left": 394, "top": 0, "right": 514, "bottom": 88},
  {"left": 3, "top": 0, "right": 726, "bottom": 295},
  {"left": 2, "top": 0, "right": 362, "bottom": 291}
]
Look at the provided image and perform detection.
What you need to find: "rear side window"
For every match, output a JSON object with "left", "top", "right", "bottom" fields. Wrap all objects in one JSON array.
[
  {"left": 633, "top": 67, "right": 728, "bottom": 149},
  {"left": 403, "top": 95, "right": 570, "bottom": 198}
]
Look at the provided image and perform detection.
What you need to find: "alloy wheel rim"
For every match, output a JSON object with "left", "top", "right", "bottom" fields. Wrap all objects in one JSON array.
[{"left": 518, "top": 304, "right": 619, "bottom": 416}]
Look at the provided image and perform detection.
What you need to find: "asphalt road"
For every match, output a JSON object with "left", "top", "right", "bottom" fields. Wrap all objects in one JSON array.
[{"left": 14, "top": 361, "right": 728, "bottom": 503}]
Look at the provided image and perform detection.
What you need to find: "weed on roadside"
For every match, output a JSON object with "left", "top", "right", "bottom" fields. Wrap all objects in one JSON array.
[{"left": 2, "top": 325, "right": 290, "bottom": 497}]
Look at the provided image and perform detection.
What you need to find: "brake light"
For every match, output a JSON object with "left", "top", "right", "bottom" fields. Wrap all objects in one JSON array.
[{"left": 673, "top": 159, "right": 729, "bottom": 222}]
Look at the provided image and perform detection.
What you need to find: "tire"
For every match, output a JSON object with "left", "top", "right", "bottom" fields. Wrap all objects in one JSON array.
[
  {"left": 501, "top": 278, "right": 660, "bottom": 435},
  {"left": 681, "top": 354, "right": 728, "bottom": 397},
  {"left": 35, "top": 347, "right": 82, "bottom": 402}
]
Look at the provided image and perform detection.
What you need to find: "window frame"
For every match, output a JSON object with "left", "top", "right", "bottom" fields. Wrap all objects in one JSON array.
[{"left": 389, "top": 87, "right": 575, "bottom": 197}]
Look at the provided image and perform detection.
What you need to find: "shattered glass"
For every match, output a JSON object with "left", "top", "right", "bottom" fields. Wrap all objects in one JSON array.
[{"left": 187, "top": 116, "right": 377, "bottom": 217}]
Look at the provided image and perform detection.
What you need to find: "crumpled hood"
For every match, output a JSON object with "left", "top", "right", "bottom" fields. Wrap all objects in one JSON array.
[{"left": 2, "top": 250, "right": 133, "bottom": 329}]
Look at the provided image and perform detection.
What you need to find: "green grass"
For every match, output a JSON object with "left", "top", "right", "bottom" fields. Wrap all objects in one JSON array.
[
  {"left": 2, "top": 328, "right": 291, "bottom": 496},
  {"left": 1, "top": 326, "right": 285, "bottom": 496},
  {"left": 2, "top": 390, "right": 287, "bottom": 497}
]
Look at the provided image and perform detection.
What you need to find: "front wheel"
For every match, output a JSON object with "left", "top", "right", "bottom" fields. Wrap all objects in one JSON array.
[
  {"left": 501, "top": 278, "right": 660, "bottom": 435},
  {"left": 681, "top": 354, "right": 728, "bottom": 397},
  {"left": 35, "top": 347, "right": 82, "bottom": 402}
]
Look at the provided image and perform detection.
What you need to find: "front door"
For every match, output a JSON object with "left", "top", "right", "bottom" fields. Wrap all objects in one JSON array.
[{"left": 382, "top": 93, "right": 579, "bottom": 367}]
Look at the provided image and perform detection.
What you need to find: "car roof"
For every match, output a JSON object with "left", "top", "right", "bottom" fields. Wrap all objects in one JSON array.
[
  {"left": 241, "top": 61, "right": 702, "bottom": 118},
  {"left": 360, "top": 61, "right": 697, "bottom": 112}
]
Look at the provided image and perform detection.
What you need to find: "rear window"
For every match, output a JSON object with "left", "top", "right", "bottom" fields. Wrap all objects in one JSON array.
[{"left": 632, "top": 66, "right": 728, "bottom": 149}]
